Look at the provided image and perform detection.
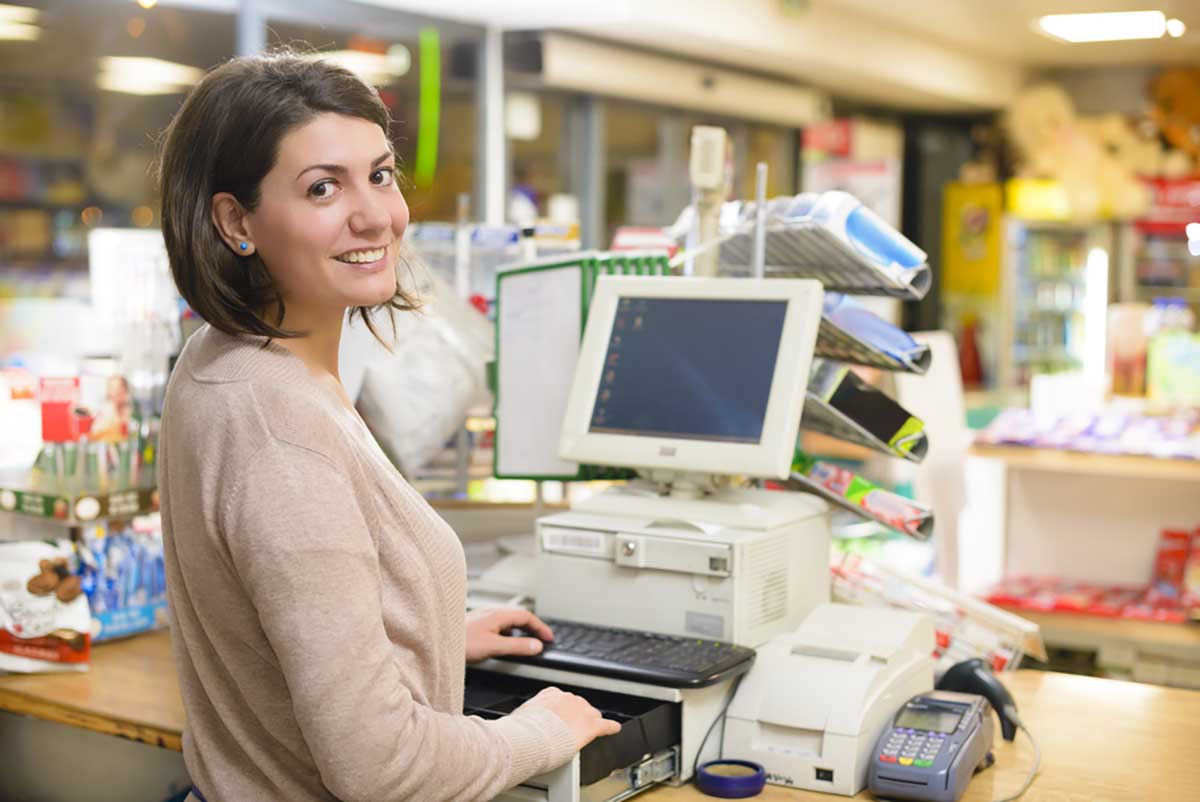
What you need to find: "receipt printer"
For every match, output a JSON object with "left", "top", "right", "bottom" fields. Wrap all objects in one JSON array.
[{"left": 722, "top": 603, "right": 935, "bottom": 796}]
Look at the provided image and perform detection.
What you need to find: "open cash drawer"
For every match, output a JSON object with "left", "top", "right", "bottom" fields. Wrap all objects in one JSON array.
[{"left": 466, "top": 669, "right": 681, "bottom": 802}]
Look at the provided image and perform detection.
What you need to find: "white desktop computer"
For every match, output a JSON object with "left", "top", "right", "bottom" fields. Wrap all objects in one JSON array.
[{"left": 534, "top": 275, "right": 833, "bottom": 648}]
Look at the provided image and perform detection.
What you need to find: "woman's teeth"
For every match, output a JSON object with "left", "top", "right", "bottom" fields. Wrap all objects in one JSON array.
[{"left": 336, "top": 247, "right": 386, "bottom": 264}]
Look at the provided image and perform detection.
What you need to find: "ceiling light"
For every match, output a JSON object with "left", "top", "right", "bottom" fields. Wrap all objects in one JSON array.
[
  {"left": 1038, "top": 11, "right": 1169, "bottom": 42},
  {"left": 304, "top": 48, "right": 411, "bottom": 86},
  {"left": 0, "top": 20, "right": 37, "bottom": 39},
  {"left": 97, "top": 56, "right": 204, "bottom": 95},
  {"left": 1166, "top": 18, "right": 1186, "bottom": 38},
  {"left": 0, "top": 4, "right": 38, "bottom": 23},
  {"left": 137, "top": 0, "right": 158, "bottom": 9}
]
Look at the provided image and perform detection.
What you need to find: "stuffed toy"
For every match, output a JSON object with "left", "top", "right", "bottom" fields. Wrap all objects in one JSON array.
[{"left": 1149, "top": 67, "right": 1200, "bottom": 174}]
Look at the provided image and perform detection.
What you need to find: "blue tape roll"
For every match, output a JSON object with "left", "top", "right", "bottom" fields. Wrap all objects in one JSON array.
[{"left": 695, "top": 760, "right": 766, "bottom": 798}]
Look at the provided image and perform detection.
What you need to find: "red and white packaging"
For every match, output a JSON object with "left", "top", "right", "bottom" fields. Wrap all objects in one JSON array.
[
  {"left": 1183, "top": 528, "right": 1200, "bottom": 615},
  {"left": 1144, "top": 528, "right": 1191, "bottom": 608},
  {"left": 0, "top": 541, "right": 91, "bottom": 673}
]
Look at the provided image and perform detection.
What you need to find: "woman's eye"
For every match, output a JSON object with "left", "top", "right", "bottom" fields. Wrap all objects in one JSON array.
[
  {"left": 308, "top": 179, "right": 338, "bottom": 199},
  {"left": 371, "top": 168, "right": 395, "bottom": 187}
]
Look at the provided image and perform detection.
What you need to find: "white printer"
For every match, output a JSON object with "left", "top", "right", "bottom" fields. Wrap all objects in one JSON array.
[
  {"left": 536, "top": 483, "right": 829, "bottom": 647},
  {"left": 722, "top": 602, "right": 935, "bottom": 796}
]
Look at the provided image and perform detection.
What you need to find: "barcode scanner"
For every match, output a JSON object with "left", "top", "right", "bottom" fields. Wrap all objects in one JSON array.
[{"left": 935, "top": 659, "right": 1020, "bottom": 742}]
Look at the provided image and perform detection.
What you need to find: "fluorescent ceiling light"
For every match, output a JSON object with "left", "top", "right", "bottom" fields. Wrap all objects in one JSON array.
[
  {"left": 97, "top": 56, "right": 205, "bottom": 95},
  {"left": 1038, "top": 11, "right": 1172, "bottom": 42},
  {"left": 0, "top": 20, "right": 37, "bottom": 39},
  {"left": 304, "top": 47, "right": 411, "bottom": 86},
  {"left": 1166, "top": 18, "right": 1186, "bottom": 37},
  {"left": 0, "top": 4, "right": 38, "bottom": 23}
]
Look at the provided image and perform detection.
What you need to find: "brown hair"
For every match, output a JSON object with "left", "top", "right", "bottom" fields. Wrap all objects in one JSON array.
[{"left": 156, "top": 51, "right": 419, "bottom": 343}]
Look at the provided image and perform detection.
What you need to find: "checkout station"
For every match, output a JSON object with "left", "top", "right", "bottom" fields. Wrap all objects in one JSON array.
[{"left": 466, "top": 274, "right": 1025, "bottom": 802}]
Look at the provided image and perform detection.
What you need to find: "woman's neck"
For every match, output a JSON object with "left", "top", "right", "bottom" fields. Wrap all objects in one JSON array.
[{"left": 271, "top": 304, "right": 344, "bottom": 382}]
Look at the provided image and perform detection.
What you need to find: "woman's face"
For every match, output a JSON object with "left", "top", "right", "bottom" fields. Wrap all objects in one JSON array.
[{"left": 245, "top": 113, "right": 408, "bottom": 324}]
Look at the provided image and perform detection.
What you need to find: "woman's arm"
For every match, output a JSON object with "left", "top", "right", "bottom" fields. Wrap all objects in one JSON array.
[{"left": 223, "top": 441, "right": 577, "bottom": 802}]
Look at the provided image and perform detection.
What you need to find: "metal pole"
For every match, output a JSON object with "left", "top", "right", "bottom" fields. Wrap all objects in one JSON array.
[
  {"left": 752, "top": 161, "right": 768, "bottom": 279},
  {"left": 236, "top": 0, "right": 265, "bottom": 56},
  {"left": 481, "top": 26, "right": 505, "bottom": 226}
]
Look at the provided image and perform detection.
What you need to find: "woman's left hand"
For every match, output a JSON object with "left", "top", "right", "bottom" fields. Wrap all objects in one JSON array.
[{"left": 464, "top": 607, "right": 554, "bottom": 663}]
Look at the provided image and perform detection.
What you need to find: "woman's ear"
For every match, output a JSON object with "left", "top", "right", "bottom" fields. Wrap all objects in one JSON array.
[{"left": 211, "top": 192, "right": 256, "bottom": 256}]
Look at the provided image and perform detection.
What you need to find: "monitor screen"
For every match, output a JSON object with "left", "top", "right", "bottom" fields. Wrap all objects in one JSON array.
[{"left": 588, "top": 297, "right": 787, "bottom": 444}]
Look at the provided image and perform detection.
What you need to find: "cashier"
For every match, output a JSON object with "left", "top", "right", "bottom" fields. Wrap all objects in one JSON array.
[{"left": 154, "top": 53, "right": 618, "bottom": 802}]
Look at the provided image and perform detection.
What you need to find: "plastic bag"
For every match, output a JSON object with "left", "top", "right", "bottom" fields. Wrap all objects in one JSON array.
[{"left": 354, "top": 270, "right": 493, "bottom": 475}]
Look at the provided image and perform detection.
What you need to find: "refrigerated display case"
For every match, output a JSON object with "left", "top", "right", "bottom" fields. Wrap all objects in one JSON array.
[
  {"left": 997, "top": 220, "right": 1114, "bottom": 391},
  {"left": 1116, "top": 178, "right": 1200, "bottom": 309}
]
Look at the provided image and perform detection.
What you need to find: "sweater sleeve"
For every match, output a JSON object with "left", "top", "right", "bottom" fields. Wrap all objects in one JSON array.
[{"left": 223, "top": 440, "right": 577, "bottom": 802}]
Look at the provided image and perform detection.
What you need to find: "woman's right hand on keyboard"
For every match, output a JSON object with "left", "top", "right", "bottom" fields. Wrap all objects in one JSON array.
[{"left": 516, "top": 686, "right": 622, "bottom": 749}]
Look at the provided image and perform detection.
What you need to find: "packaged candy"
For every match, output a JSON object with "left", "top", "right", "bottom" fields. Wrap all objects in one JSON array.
[{"left": 0, "top": 541, "right": 91, "bottom": 673}]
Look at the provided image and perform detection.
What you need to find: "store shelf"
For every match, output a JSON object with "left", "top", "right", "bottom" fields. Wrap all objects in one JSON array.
[
  {"left": 969, "top": 444, "right": 1200, "bottom": 482},
  {"left": 815, "top": 314, "right": 930, "bottom": 374},
  {"left": 717, "top": 223, "right": 931, "bottom": 299},
  {"left": 992, "top": 606, "right": 1200, "bottom": 660},
  {"left": 802, "top": 392, "right": 926, "bottom": 463},
  {"left": 0, "top": 475, "right": 158, "bottom": 524}
]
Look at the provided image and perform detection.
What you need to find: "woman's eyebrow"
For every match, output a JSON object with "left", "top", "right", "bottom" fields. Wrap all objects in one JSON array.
[{"left": 296, "top": 152, "right": 394, "bottom": 181}]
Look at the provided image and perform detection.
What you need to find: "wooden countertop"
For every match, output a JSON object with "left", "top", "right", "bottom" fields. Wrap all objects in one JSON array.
[
  {"left": 646, "top": 669, "right": 1200, "bottom": 802},
  {"left": 968, "top": 444, "right": 1200, "bottom": 482},
  {"left": 3, "top": 631, "right": 1199, "bottom": 800},
  {"left": 0, "top": 630, "right": 183, "bottom": 750}
]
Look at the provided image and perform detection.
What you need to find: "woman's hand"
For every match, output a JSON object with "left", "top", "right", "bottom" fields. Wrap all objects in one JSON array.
[
  {"left": 464, "top": 607, "right": 554, "bottom": 663},
  {"left": 515, "top": 687, "right": 623, "bottom": 750}
]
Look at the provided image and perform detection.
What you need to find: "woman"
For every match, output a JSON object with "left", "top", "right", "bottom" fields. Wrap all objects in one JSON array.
[{"left": 155, "top": 53, "right": 618, "bottom": 802}]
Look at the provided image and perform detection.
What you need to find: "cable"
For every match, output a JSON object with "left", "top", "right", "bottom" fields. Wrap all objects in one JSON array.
[
  {"left": 693, "top": 675, "right": 745, "bottom": 781},
  {"left": 991, "top": 717, "right": 1040, "bottom": 802}
]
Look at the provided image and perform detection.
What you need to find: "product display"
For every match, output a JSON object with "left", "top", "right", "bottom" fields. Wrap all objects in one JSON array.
[
  {"left": 803, "top": 359, "right": 928, "bottom": 462},
  {"left": 977, "top": 406, "right": 1200, "bottom": 460},
  {"left": 0, "top": 540, "right": 91, "bottom": 673},
  {"left": 788, "top": 451, "right": 933, "bottom": 540},
  {"left": 75, "top": 516, "right": 168, "bottom": 642}
]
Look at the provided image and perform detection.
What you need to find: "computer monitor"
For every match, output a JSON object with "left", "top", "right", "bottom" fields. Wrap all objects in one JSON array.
[{"left": 559, "top": 276, "right": 824, "bottom": 482}]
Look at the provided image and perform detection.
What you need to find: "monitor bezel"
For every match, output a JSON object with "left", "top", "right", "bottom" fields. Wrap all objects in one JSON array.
[{"left": 559, "top": 276, "right": 824, "bottom": 481}]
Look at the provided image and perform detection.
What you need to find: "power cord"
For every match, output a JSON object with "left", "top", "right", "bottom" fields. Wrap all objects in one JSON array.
[
  {"left": 992, "top": 710, "right": 1040, "bottom": 802},
  {"left": 692, "top": 674, "right": 745, "bottom": 780}
]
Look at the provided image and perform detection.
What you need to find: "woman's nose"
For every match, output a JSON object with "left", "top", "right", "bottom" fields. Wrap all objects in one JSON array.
[{"left": 348, "top": 189, "right": 392, "bottom": 234}]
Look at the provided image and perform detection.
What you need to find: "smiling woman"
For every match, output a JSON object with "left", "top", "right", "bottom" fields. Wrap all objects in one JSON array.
[
  {"left": 156, "top": 54, "right": 419, "bottom": 345},
  {"left": 152, "top": 53, "right": 617, "bottom": 802}
]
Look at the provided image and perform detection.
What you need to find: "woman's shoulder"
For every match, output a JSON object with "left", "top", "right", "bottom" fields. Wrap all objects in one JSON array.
[{"left": 164, "top": 326, "right": 352, "bottom": 468}]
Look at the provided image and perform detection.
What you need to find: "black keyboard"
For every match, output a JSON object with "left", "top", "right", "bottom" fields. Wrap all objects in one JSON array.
[{"left": 497, "top": 617, "right": 755, "bottom": 688}]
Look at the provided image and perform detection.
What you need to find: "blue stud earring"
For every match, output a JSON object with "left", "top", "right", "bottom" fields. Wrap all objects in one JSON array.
[{"left": 239, "top": 241, "right": 249, "bottom": 251}]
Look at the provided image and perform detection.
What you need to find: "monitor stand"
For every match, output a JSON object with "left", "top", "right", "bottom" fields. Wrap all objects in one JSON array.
[{"left": 572, "top": 473, "right": 827, "bottom": 532}]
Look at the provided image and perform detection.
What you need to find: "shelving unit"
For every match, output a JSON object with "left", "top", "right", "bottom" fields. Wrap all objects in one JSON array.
[
  {"left": 969, "top": 444, "right": 1200, "bottom": 483},
  {"left": 0, "top": 475, "right": 158, "bottom": 524}
]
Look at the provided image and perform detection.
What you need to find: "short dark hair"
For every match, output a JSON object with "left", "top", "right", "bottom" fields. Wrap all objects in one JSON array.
[{"left": 156, "top": 51, "right": 419, "bottom": 343}]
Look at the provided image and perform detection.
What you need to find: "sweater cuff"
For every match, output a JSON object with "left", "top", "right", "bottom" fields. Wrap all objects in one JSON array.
[{"left": 494, "top": 707, "right": 578, "bottom": 784}]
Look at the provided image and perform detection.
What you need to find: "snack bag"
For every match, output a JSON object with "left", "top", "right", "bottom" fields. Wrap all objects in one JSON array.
[
  {"left": 0, "top": 541, "right": 91, "bottom": 673},
  {"left": 1184, "top": 528, "right": 1200, "bottom": 617},
  {"left": 1144, "top": 528, "right": 1191, "bottom": 608}
]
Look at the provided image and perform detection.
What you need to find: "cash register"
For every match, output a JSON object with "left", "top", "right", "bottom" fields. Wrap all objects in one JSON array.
[{"left": 469, "top": 275, "right": 835, "bottom": 802}]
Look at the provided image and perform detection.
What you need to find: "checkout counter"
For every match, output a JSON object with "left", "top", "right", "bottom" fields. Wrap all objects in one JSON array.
[{"left": 0, "top": 631, "right": 1197, "bottom": 801}]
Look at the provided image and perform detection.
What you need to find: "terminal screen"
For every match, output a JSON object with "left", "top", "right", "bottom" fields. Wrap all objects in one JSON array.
[
  {"left": 895, "top": 707, "right": 963, "bottom": 734},
  {"left": 588, "top": 297, "right": 787, "bottom": 443}
]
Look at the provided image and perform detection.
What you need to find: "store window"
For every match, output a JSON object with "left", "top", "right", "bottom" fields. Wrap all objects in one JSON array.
[
  {"left": 265, "top": 16, "right": 477, "bottom": 225},
  {"left": 0, "top": 0, "right": 236, "bottom": 299}
]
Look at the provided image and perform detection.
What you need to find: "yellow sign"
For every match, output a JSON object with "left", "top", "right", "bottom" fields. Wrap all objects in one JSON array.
[
  {"left": 1005, "top": 178, "right": 1071, "bottom": 221},
  {"left": 942, "top": 182, "right": 1002, "bottom": 297}
]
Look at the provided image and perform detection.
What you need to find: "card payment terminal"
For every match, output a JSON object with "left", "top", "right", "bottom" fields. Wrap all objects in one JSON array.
[{"left": 866, "top": 690, "right": 994, "bottom": 802}]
